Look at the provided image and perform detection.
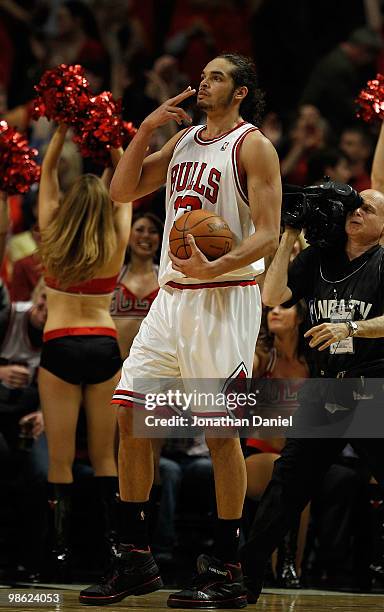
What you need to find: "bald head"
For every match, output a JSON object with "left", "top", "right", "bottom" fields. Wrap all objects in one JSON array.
[
  {"left": 345, "top": 188, "right": 384, "bottom": 244},
  {"left": 360, "top": 189, "right": 384, "bottom": 217}
]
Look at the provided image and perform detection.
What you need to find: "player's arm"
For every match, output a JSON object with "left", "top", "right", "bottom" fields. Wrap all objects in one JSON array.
[
  {"left": 38, "top": 124, "right": 67, "bottom": 230},
  {"left": 209, "top": 131, "right": 282, "bottom": 274},
  {"left": 371, "top": 119, "right": 384, "bottom": 193},
  {"left": 110, "top": 87, "right": 195, "bottom": 203}
]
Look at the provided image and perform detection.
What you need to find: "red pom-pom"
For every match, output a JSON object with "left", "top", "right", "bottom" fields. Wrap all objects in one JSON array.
[
  {"left": 32, "top": 64, "right": 90, "bottom": 125},
  {"left": 72, "top": 92, "right": 136, "bottom": 165},
  {"left": 0, "top": 121, "right": 40, "bottom": 194},
  {"left": 356, "top": 74, "right": 384, "bottom": 122},
  {"left": 32, "top": 64, "right": 137, "bottom": 165}
]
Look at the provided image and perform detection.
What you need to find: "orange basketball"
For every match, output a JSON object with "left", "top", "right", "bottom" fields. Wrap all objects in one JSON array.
[{"left": 169, "top": 209, "right": 233, "bottom": 260}]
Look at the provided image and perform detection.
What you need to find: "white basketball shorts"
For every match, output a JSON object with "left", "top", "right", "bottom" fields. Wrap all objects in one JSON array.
[{"left": 112, "top": 280, "right": 261, "bottom": 415}]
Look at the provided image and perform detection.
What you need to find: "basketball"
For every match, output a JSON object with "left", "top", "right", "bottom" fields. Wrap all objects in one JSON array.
[{"left": 169, "top": 210, "right": 233, "bottom": 260}]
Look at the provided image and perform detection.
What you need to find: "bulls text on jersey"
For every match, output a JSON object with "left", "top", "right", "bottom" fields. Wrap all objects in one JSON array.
[{"left": 170, "top": 162, "right": 221, "bottom": 205}]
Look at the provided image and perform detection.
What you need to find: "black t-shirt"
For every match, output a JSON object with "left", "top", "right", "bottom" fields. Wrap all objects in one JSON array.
[{"left": 285, "top": 244, "right": 384, "bottom": 376}]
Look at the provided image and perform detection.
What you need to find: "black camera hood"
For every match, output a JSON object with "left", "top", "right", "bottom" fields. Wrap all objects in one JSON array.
[
  {"left": 303, "top": 179, "right": 363, "bottom": 210},
  {"left": 281, "top": 179, "right": 363, "bottom": 247}
]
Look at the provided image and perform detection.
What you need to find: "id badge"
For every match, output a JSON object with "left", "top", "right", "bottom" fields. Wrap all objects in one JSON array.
[{"left": 329, "top": 304, "right": 354, "bottom": 355}]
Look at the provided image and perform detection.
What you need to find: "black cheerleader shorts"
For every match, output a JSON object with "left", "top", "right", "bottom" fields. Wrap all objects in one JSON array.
[{"left": 40, "top": 335, "right": 122, "bottom": 385}]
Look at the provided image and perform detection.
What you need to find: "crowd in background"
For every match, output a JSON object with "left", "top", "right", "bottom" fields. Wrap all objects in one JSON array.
[{"left": 1, "top": 0, "right": 384, "bottom": 592}]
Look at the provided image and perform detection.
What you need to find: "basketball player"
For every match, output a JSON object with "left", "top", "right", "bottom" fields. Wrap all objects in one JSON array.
[{"left": 80, "top": 53, "right": 281, "bottom": 609}]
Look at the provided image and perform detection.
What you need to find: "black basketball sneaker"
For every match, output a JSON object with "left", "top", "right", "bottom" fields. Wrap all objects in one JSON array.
[
  {"left": 167, "top": 554, "right": 247, "bottom": 609},
  {"left": 79, "top": 545, "right": 163, "bottom": 606}
]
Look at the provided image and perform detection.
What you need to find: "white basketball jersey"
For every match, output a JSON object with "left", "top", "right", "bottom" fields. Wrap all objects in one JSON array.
[{"left": 158, "top": 122, "right": 265, "bottom": 287}]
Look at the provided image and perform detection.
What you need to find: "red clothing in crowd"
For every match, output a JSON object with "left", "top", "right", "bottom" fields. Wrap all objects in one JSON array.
[
  {"left": 77, "top": 38, "right": 108, "bottom": 66},
  {"left": 284, "top": 155, "right": 310, "bottom": 186},
  {"left": 350, "top": 172, "right": 371, "bottom": 193},
  {"left": 10, "top": 253, "right": 42, "bottom": 301},
  {"left": 8, "top": 195, "right": 24, "bottom": 234}
]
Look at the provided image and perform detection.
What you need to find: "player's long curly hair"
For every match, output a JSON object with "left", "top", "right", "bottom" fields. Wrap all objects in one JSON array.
[
  {"left": 40, "top": 174, "right": 117, "bottom": 288},
  {"left": 219, "top": 53, "right": 265, "bottom": 125}
]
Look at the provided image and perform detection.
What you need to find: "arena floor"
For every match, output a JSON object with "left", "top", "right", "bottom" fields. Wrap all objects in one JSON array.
[{"left": 1, "top": 585, "right": 384, "bottom": 611}]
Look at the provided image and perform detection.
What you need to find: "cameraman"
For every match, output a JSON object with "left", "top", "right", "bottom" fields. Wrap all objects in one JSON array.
[{"left": 241, "top": 187, "right": 384, "bottom": 602}]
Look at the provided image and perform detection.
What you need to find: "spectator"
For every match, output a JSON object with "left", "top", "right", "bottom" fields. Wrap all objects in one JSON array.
[
  {"left": 9, "top": 249, "right": 42, "bottom": 302},
  {"left": 306, "top": 148, "right": 352, "bottom": 185},
  {"left": 49, "top": 0, "right": 109, "bottom": 89},
  {"left": 122, "top": 52, "right": 188, "bottom": 154},
  {"left": 146, "top": 55, "right": 189, "bottom": 148},
  {"left": 166, "top": 0, "right": 253, "bottom": 85},
  {"left": 0, "top": 0, "right": 49, "bottom": 109},
  {"left": 122, "top": 51, "right": 158, "bottom": 129},
  {"left": 0, "top": 284, "right": 46, "bottom": 414},
  {"left": 94, "top": 0, "right": 148, "bottom": 99},
  {"left": 260, "top": 112, "right": 283, "bottom": 149},
  {"left": 300, "top": 27, "right": 382, "bottom": 132},
  {"left": 111, "top": 211, "right": 162, "bottom": 360},
  {"left": 280, "top": 105, "right": 329, "bottom": 185},
  {"left": 339, "top": 125, "right": 373, "bottom": 191},
  {"left": 8, "top": 194, "right": 41, "bottom": 301},
  {"left": 0, "top": 279, "right": 48, "bottom": 580}
]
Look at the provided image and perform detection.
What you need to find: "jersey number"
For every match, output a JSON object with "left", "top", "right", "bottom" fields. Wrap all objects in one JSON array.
[{"left": 174, "top": 195, "right": 202, "bottom": 219}]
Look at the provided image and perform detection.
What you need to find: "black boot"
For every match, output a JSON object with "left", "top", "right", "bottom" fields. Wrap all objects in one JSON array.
[
  {"left": 46, "top": 483, "right": 72, "bottom": 583},
  {"left": 276, "top": 521, "right": 302, "bottom": 589},
  {"left": 167, "top": 554, "right": 247, "bottom": 609},
  {"left": 79, "top": 543, "right": 163, "bottom": 605},
  {"left": 96, "top": 477, "right": 119, "bottom": 563}
]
